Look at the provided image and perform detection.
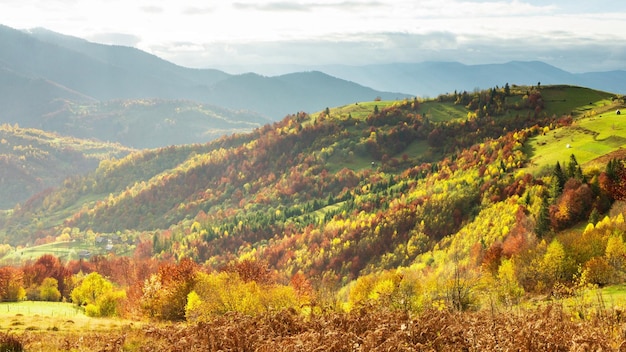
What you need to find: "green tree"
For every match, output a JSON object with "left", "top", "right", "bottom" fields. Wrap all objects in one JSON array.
[
  {"left": 39, "top": 277, "right": 61, "bottom": 302},
  {"left": 553, "top": 162, "right": 566, "bottom": 192},
  {"left": 71, "top": 272, "right": 124, "bottom": 317}
]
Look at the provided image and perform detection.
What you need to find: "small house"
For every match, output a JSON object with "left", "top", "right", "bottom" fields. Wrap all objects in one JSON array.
[{"left": 95, "top": 236, "right": 108, "bottom": 246}]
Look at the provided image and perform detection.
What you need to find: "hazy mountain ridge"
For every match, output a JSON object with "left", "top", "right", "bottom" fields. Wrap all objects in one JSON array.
[
  {"left": 3, "top": 23, "right": 623, "bottom": 150},
  {"left": 315, "top": 61, "right": 626, "bottom": 97},
  {"left": 0, "top": 25, "right": 409, "bottom": 131}
]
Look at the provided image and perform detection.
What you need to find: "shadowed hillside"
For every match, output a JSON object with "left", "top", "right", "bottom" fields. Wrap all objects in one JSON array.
[{"left": 0, "top": 125, "right": 133, "bottom": 208}]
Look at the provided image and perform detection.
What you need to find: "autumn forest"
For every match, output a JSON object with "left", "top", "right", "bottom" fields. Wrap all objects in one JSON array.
[{"left": 2, "top": 84, "right": 626, "bottom": 350}]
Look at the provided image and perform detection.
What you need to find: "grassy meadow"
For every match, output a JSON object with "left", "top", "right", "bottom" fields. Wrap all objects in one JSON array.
[
  {"left": 0, "top": 301, "right": 134, "bottom": 333},
  {"left": 0, "top": 301, "right": 144, "bottom": 351},
  {"left": 0, "top": 240, "right": 125, "bottom": 266},
  {"left": 524, "top": 106, "right": 626, "bottom": 174},
  {"left": 325, "top": 86, "right": 625, "bottom": 176}
]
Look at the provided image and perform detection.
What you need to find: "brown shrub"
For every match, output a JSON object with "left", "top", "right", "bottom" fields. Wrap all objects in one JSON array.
[{"left": 14, "top": 304, "right": 626, "bottom": 351}]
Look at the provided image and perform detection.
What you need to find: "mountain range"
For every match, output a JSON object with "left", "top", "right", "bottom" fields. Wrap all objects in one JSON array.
[
  {"left": 310, "top": 61, "right": 626, "bottom": 98},
  {"left": 3, "top": 24, "right": 625, "bottom": 150},
  {"left": 0, "top": 24, "right": 409, "bottom": 149}
]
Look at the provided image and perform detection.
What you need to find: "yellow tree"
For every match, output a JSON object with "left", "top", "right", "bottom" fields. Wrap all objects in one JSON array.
[
  {"left": 496, "top": 259, "right": 524, "bottom": 305},
  {"left": 39, "top": 277, "right": 61, "bottom": 302},
  {"left": 605, "top": 233, "right": 626, "bottom": 281},
  {"left": 71, "top": 272, "right": 125, "bottom": 317},
  {"left": 540, "top": 239, "right": 569, "bottom": 288}
]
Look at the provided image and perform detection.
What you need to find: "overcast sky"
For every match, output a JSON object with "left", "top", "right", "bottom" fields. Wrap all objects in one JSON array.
[{"left": 1, "top": 0, "right": 625, "bottom": 73}]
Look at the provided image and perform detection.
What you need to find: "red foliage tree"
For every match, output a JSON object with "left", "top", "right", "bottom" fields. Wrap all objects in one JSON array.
[
  {"left": 0, "top": 266, "right": 24, "bottom": 301},
  {"left": 22, "top": 254, "right": 71, "bottom": 298},
  {"left": 482, "top": 242, "right": 503, "bottom": 275},
  {"left": 222, "top": 259, "right": 275, "bottom": 285}
]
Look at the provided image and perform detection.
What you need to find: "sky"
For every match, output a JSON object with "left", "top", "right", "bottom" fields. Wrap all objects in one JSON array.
[{"left": 1, "top": 0, "right": 625, "bottom": 73}]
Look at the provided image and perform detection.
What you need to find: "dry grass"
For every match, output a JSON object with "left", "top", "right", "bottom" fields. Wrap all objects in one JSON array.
[{"left": 4, "top": 304, "right": 626, "bottom": 351}]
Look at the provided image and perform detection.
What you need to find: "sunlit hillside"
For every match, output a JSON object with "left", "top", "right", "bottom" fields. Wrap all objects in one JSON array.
[{"left": 2, "top": 84, "right": 626, "bottom": 350}]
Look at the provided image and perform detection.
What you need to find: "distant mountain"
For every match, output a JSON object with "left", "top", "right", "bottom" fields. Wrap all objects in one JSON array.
[
  {"left": 316, "top": 61, "right": 626, "bottom": 97},
  {"left": 0, "top": 66, "right": 95, "bottom": 126},
  {"left": 0, "top": 24, "right": 409, "bottom": 140},
  {"left": 202, "top": 71, "right": 404, "bottom": 118},
  {"left": 25, "top": 27, "right": 230, "bottom": 92},
  {"left": 37, "top": 99, "right": 268, "bottom": 149}
]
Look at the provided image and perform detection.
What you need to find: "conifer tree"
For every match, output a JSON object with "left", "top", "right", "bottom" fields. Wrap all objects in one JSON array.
[{"left": 553, "top": 161, "right": 566, "bottom": 190}]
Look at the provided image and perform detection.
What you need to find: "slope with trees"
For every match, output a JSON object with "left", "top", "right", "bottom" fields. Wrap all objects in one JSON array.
[
  {"left": 1, "top": 84, "right": 626, "bottom": 350},
  {"left": 1, "top": 85, "right": 620, "bottom": 275}
]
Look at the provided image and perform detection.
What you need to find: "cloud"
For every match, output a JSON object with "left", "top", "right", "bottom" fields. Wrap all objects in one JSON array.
[
  {"left": 87, "top": 32, "right": 142, "bottom": 47},
  {"left": 3, "top": 0, "right": 626, "bottom": 74},
  {"left": 151, "top": 30, "right": 626, "bottom": 73},
  {"left": 233, "top": 2, "right": 310, "bottom": 11},
  {"left": 182, "top": 6, "right": 216, "bottom": 15},
  {"left": 140, "top": 6, "right": 163, "bottom": 14},
  {"left": 232, "top": 1, "right": 384, "bottom": 12}
]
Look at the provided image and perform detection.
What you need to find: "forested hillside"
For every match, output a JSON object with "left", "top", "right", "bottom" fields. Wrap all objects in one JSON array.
[
  {"left": 2, "top": 85, "right": 626, "bottom": 350},
  {"left": 0, "top": 124, "right": 133, "bottom": 208}
]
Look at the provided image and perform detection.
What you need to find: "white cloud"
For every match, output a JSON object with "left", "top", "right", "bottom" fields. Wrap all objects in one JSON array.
[{"left": 0, "top": 0, "right": 625, "bottom": 72}]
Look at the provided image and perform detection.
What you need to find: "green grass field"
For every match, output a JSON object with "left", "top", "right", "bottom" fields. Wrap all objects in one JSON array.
[
  {"left": 0, "top": 301, "right": 133, "bottom": 334},
  {"left": 323, "top": 86, "right": 624, "bottom": 176},
  {"left": 524, "top": 107, "right": 626, "bottom": 174},
  {"left": 420, "top": 100, "right": 468, "bottom": 122},
  {"left": 0, "top": 238, "right": 135, "bottom": 265},
  {"left": 1, "top": 241, "right": 92, "bottom": 264},
  {"left": 541, "top": 86, "right": 616, "bottom": 117},
  {"left": 555, "top": 284, "right": 626, "bottom": 321}
]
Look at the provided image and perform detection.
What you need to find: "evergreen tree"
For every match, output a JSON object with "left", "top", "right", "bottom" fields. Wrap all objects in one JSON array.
[
  {"left": 567, "top": 154, "right": 581, "bottom": 179},
  {"left": 535, "top": 196, "right": 551, "bottom": 236},
  {"left": 588, "top": 207, "right": 600, "bottom": 225},
  {"left": 548, "top": 176, "right": 561, "bottom": 205},
  {"left": 553, "top": 161, "right": 566, "bottom": 190}
]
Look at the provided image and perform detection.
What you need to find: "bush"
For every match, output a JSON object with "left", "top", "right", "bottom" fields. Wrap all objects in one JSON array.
[
  {"left": 85, "top": 304, "right": 100, "bottom": 317},
  {"left": 0, "top": 333, "right": 23, "bottom": 352},
  {"left": 185, "top": 271, "right": 300, "bottom": 321},
  {"left": 71, "top": 272, "right": 125, "bottom": 317},
  {"left": 40, "top": 277, "right": 61, "bottom": 302}
]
